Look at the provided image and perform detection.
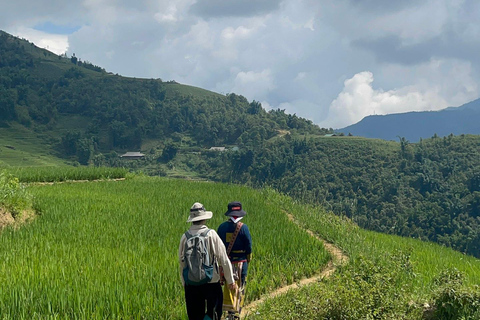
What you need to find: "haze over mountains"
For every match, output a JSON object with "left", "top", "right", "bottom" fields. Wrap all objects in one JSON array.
[{"left": 339, "top": 98, "right": 480, "bottom": 142}]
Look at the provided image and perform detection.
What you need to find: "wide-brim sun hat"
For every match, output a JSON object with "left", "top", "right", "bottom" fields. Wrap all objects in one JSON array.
[
  {"left": 224, "top": 201, "right": 247, "bottom": 217},
  {"left": 187, "top": 202, "right": 213, "bottom": 222}
]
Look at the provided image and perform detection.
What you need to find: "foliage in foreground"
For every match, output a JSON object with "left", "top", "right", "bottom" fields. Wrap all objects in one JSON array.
[
  {"left": 0, "top": 170, "right": 32, "bottom": 218},
  {"left": 247, "top": 251, "right": 421, "bottom": 319},
  {"left": 428, "top": 269, "right": 480, "bottom": 320},
  {"left": 246, "top": 192, "right": 480, "bottom": 319},
  {"left": 248, "top": 253, "right": 480, "bottom": 320},
  {"left": 0, "top": 177, "right": 329, "bottom": 319}
]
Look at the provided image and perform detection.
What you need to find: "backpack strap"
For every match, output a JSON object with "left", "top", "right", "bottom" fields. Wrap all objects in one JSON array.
[
  {"left": 227, "top": 222, "right": 243, "bottom": 256},
  {"left": 185, "top": 229, "right": 211, "bottom": 239}
]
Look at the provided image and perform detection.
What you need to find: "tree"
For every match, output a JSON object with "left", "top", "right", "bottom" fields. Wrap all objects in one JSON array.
[
  {"left": 76, "top": 138, "right": 94, "bottom": 165},
  {"left": 0, "top": 87, "right": 16, "bottom": 120},
  {"left": 71, "top": 53, "right": 77, "bottom": 65},
  {"left": 248, "top": 100, "right": 262, "bottom": 115},
  {"left": 161, "top": 143, "right": 178, "bottom": 162},
  {"left": 61, "top": 131, "right": 81, "bottom": 156}
]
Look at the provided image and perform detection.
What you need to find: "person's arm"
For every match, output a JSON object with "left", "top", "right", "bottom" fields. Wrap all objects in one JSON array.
[
  {"left": 211, "top": 230, "right": 235, "bottom": 285},
  {"left": 178, "top": 235, "right": 186, "bottom": 286}
]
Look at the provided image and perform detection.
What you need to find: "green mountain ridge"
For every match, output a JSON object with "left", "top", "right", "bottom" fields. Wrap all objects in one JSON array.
[{"left": 0, "top": 29, "right": 326, "bottom": 163}]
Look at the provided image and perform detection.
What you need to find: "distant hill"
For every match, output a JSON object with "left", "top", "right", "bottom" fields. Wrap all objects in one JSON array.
[
  {"left": 339, "top": 98, "right": 480, "bottom": 142},
  {"left": 0, "top": 30, "right": 328, "bottom": 165}
]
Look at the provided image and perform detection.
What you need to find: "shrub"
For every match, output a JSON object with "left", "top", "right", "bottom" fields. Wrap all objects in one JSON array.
[
  {"left": 320, "top": 251, "right": 420, "bottom": 320},
  {"left": 248, "top": 250, "right": 423, "bottom": 319},
  {"left": 0, "top": 170, "right": 32, "bottom": 218},
  {"left": 429, "top": 269, "right": 480, "bottom": 320}
]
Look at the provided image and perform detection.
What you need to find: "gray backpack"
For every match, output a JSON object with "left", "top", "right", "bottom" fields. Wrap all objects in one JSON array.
[{"left": 182, "top": 229, "right": 214, "bottom": 286}]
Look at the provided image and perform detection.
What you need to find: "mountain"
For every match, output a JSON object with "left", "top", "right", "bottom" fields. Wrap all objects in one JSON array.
[
  {"left": 339, "top": 98, "right": 480, "bottom": 142},
  {"left": 0, "top": 30, "right": 328, "bottom": 165},
  {"left": 3, "top": 29, "right": 480, "bottom": 261}
]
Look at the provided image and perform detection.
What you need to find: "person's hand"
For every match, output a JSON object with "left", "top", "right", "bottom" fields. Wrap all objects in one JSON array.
[{"left": 228, "top": 282, "right": 237, "bottom": 291}]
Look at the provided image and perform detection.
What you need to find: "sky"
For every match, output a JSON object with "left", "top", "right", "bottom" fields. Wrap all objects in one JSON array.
[{"left": 1, "top": 0, "right": 480, "bottom": 129}]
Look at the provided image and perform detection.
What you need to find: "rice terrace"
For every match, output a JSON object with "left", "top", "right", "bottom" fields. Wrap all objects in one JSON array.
[{"left": 1, "top": 167, "right": 480, "bottom": 319}]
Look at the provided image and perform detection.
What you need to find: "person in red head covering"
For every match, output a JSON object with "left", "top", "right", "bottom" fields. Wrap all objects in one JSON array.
[{"left": 217, "top": 201, "right": 252, "bottom": 319}]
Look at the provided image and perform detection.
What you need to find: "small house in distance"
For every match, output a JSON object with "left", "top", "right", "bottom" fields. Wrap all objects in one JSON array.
[
  {"left": 120, "top": 152, "right": 145, "bottom": 160},
  {"left": 209, "top": 147, "right": 226, "bottom": 152}
]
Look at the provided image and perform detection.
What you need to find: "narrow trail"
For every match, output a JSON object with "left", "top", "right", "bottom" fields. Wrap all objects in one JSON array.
[{"left": 241, "top": 213, "right": 349, "bottom": 318}]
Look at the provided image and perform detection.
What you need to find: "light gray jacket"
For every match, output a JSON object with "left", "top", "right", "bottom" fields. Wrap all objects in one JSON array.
[{"left": 178, "top": 224, "right": 235, "bottom": 286}]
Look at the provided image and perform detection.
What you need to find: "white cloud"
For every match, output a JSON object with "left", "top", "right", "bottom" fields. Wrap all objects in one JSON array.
[
  {"left": 232, "top": 69, "right": 276, "bottom": 100},
  {"left": 277, "top": 100, "right": 322, "bottom": 122},
  {"left": 11, "top": 27, "right": 68, "bottom": 55},
  {"left": 320, "top": 71, "right": 449, "bottom": 129},
  {"left": 221, "top": 25, "right": 254, "bottom": 40}
]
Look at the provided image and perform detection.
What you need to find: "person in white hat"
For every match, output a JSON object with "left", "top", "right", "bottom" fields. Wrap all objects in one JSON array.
[{"left": 179, "top": 202, "right": 237, "bottom": 320}]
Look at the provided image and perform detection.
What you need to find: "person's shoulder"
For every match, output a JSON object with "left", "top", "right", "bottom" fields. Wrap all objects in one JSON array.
[
  {"left": 217, "top": 221, "right": 229, "bottom": 230},
  {"left": 240, "top": 222, "right": 249, "bottom": 229},
  {"left": 206, "top": 228, "right": 219, "bottom": 237},
  {"left": 207, "top": 229, "right": 223, "bottom": 244}
]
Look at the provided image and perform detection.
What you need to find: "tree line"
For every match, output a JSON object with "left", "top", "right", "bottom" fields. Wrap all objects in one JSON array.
[{"left": 206, "top": 134, "right": 480, "bottom": 258}]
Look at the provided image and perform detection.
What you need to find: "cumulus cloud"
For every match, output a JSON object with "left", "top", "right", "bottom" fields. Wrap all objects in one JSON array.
[
  {"left": 11, "top": 27, "right": 68, "bottom": 55},
  {"left": 231, "top": 69, "right": 276, "bottom": 100},
  {"left": 320, "top": 71, "right": 448, "bottom": 129}
]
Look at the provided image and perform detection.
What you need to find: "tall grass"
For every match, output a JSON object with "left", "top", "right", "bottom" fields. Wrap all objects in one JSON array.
[
  {"left": 247, "top": 192, "right": 480, "bottom": 319},
  {"left": 0, "top": 177, "right": 329, "bottom": 319},
  {"left": 5, "top": 166, "right": 129, "bottom": 183}
]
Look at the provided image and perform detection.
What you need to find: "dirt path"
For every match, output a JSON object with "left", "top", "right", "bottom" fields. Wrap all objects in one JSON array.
[{"left": 241, "top": 213, "right": 348, "bottom": 317}]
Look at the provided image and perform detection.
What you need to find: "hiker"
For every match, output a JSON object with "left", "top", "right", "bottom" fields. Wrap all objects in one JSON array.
[
  {"left": 217, "top": 201, "right": 252, "bottom": 318},
  {"left": 179, "top": 202, "right": 237, "bottom": 320}
]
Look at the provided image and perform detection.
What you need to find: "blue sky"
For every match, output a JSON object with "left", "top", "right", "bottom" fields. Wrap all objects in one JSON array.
[
  {"left": 1, "top": 0, "right": 479, "bottom": 129},
  {"left": 34, "top": 22, "right": 80, "bottom": 35}
]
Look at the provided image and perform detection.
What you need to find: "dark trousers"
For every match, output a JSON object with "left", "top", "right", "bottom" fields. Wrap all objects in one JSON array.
[
  {"left": 184, "top": 282, "right": 223, "bottom": 320},
  {"left": 241, "top": 261, "right": 248, "bottom": 286}
]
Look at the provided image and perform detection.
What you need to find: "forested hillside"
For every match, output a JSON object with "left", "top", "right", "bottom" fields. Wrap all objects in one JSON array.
[
  {"left": 0, "top": 30, "right": 327, "bottom": 164},
  {"left": 210, "top": 134, "right": 480, "bottom": 257}
]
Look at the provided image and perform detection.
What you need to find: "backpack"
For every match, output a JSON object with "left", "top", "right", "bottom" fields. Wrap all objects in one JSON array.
[{"left": 182, "top": 229, "right": 214, "bottom": 286}]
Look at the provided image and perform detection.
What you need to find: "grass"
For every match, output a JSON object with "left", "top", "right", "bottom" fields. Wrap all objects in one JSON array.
[
  {"left": 5, "top": 166, "right": 129, "bottom": 183},
  {"left": 164, "top": 82, "right": 224, "bottom": 100},
  {"left": 0, "top": 176, "right": 329, "bottom": 319},
  {"left": 0, "top": 123, "right": 65, "bottom": 167},
  {"left": 246, "top": 194, "right": 480, "bottom": 319},
  {"left": 2, "top": 167, "right": 479, "bottom": 319}
]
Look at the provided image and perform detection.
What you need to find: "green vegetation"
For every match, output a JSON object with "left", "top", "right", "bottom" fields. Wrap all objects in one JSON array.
[
  {"left": 212, "top": 134, "right": 480, "bottom": 258},
  {"left": 0, "top": 176, "right": 329, "bottom": 319},
  {"left": 0, "top": 170, "right": 32, "bottom": 218},
  {"left": 5, "top": 166, "right": 129, "bottom": 183},
  {"left": 0, "top": 30, "right": 329, "bottom": 168},
  {"left": 2, "top": 30, "right": 480, "bottom": 319},
  {"left": 246, "top": 194, "right": 480, "bottom": 319},
  {"left": 3, "top": 29, "right": 480, "bottom": 261},
  {"left": 0, "top": 123, "right": 67, "bottom": 167}
]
